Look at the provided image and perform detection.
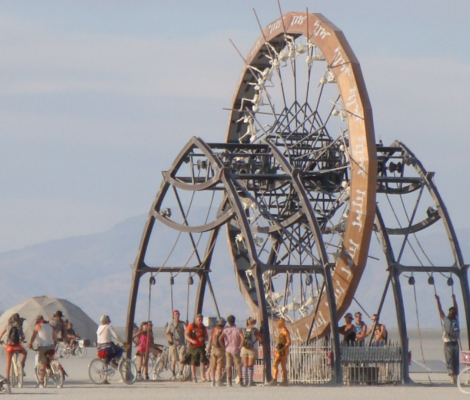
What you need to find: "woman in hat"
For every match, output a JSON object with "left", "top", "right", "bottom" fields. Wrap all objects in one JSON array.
[
  {"left": 0, "top": 313, "right": 27, "bottom": 385},
  {"left": 207, "top": 318, "right": 226, "bottom": 387},
  {"left": 96, "top": 315, "right": 127, "bottom": 364},
  {"left": 133, "top": 321, "right": 161, "bottom": 380},
  {"left": 241, "top": 317, "right": 263, "bottom": 386}
]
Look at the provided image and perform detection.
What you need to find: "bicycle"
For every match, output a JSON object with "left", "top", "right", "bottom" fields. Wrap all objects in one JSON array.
[
  {"left": 88, "top": 345, "right": 137, "bottom": 385},
  {"left": 0, "top": 340, "right": 25, "bottom": 389},
  {"left": 148, "top": 345, "right": 190, "bottom": 381},
  {"left": 458, "top": 350, "right": 470, "bottom": 394},
  {"left": 33, "top": 346, "right": 66, "bottom": 388},
  {"left": 56, "top": 340, "right": 87, "bottom": 359}
]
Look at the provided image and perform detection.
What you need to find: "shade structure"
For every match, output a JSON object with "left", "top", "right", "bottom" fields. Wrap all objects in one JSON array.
[{"left": 0, "top": 295, "right": 98, "bottom": 344}]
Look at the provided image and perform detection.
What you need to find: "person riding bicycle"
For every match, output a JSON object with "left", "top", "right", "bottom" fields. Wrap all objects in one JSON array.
[
  {"left": 96, "top": 315, "right": 127, "bottom": 365},
  {"left": 29, "top": 315, "right": 57, "bottom": 388},
  {"left": 0, "top": 313, "right": 28, "bottom": 387},
  {"left": 49, "top": 311, "right": 67, "bottom": 343},
  {"left": 65, "top": 322, "right": 80, "bottom": 353}
]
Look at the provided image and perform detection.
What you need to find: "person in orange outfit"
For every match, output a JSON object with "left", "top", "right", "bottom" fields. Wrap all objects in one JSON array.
[{"left": 267, "top": 318, "right": 291, "bottom": 386}]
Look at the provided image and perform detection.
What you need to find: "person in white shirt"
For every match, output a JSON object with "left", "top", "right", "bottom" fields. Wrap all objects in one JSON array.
[
  {"left": 29, "top": 315, "right": 56, "bottom": 387},
  {"left": 96, "top": 315, "right": 126, "bottom": 363}
]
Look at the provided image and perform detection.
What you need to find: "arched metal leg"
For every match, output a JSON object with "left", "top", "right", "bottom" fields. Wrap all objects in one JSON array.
[
  {"left": 324, "top": 264, "right": 342, "bottom": 383},
  {"left": 125, "top": 269, "right": 142, "bottom": 358}
]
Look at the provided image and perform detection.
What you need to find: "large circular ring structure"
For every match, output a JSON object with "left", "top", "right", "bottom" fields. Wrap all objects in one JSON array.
[{"left": 225, "top": 12, "right": 377, "bottom": 339}]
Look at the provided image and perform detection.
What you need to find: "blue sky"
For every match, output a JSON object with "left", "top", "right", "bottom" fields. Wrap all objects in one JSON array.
[{"left": 1, "top": 0, "right": 469, "bottom": 252}]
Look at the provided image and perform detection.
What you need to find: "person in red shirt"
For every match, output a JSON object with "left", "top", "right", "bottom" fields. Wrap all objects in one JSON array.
[{"left": 184, "top": 314, "right": 208, "bottom": 383}]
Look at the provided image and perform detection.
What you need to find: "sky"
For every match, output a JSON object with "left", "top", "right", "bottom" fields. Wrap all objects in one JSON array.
[{"left": 0, "top": 0, "right": 469, "bottom": 253}]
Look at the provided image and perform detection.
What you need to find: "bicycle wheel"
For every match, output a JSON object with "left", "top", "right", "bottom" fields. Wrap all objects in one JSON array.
[
  {"left": 119, "top": 359, "right": 137, "bottom": 385},
  {"left": 16, "top": 363, "right": 23, "bottom": 388},
  {"left": 34, "top": 365, "right": 41, "bottom": 385},
  {"left": 76, "top": 347, "right": 87, "bottom": 359},
  {"left": 43, "top": 368, "right": 49, "bottom": 388},
  {"left": 88, "top": 359, "right": 108, "bottom": 385},
  {"left": 458, "top": 366, "right": 470, "bottom": 394},
  {"left": 50, "top": 361, "right": 64, "bottom": 388},
  {"left": 9, "top": 361, "right": 17, "bottom": 388},
  {"left": 63, "top": 348, "right": 71, "bottom": 359}
]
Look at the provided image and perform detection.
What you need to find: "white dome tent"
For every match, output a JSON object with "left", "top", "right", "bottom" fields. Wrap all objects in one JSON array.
[{"left": 0, "top": 295, "right": 98, "bottom": 344}]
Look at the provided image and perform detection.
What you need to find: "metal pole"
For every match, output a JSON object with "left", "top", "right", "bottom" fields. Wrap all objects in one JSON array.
[{"left": 390, "top": 267, "right": 410, "bottom": 383}]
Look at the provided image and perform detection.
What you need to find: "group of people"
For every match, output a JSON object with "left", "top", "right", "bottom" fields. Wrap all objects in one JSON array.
[
  {"left": 165, "top": 311, "right": 266, "bottom": 386},
  {"left": 163, "top": 311, "right": 292, "bottom": 386},
  {"left": 0, "top": 310, "right": 81, "bottom": 388},
  {"left": 339, "top": 312, "right": 387, "bottom": 346}
]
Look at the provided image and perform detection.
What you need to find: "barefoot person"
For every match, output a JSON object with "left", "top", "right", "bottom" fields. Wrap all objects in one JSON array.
[{"left": 268, "top": 317, "right": 291, "bottom": 386}]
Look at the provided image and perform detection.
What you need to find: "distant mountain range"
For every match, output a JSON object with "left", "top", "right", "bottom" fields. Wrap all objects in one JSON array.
[{"left": 1, "top": 212, "right": 468, "bottom": 331}]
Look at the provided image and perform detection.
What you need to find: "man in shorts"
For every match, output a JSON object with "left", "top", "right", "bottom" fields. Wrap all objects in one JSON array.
[
  {"left": 165, "top": 310, "right": 187, "bottom": 380},
  {"left": 207, "top": 318, "right": 226, "bottom": 387},
  {"left": 219, "top": 315, "right": 244, "bottom": 387},
  {"left": 184, "top": 314, "right": 208, "bottom": 383},
  {"left": 29, "top": 315, "right": 56, "bottom": 388}
]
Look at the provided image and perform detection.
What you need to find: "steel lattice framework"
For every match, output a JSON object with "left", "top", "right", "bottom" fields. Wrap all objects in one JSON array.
[{"left": 125, "top": 11, "right": 469, "bottom": 384}]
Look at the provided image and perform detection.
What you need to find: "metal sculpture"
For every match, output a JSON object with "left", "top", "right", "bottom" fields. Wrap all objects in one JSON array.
[
  {"left": 373, "top": 141, "right": 470, "bottom": 383},
  {"left": 126, "top": 11, "right": 377, "bottom": 382}
]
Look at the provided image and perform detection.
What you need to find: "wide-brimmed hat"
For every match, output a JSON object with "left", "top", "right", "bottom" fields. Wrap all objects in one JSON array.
[
  {"left": 35, "top": 315, "right": 44, "bottom": 323},
  {"left": 55, "top": 310, "right": 63, "bottom": 318},
  {"left": 217, "top": 318, "right": 226, "bottom": 326},
  {"left": 344, "top": 313, "right": 353, "bottom": 319}
]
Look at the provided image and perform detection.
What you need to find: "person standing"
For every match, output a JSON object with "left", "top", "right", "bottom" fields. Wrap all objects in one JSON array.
[
  {"left": 219, "top": 315, "right": 244, "bottom": 387},
  {"left": 339, "top": 313, "right": 356, "bottom": 346},
  {"left": 29, "top": 315, "right": 56, "bottom": 388},
  {"left": 436, "top": 294, "right": 460, "bottom": 384},
  {"left": 367, "top": 314, "right": 387, "bottom": 346},
  {"left": 133, "top": 321, "right": 161, "bottom": 380},
  {"left": 354, "top": 312, "right": 368, "bottom": 346},
  {"left": 184, "top": 314, "right": 209, "bottom": 383},
  {"left": 165, "top": 310, "right": 187, "bottom": 381},
  {"left": 207, "top": 318, "right": 226, "bottom": 387},
  {"left": 241, "top": 317, "right": 263, "bottom": 387},
  {"left": 267, "top": 317, "right": 291, "bottom": 386}
]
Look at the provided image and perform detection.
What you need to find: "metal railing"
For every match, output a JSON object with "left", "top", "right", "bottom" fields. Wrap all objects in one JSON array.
[{"left": 263, "top": 339, "right": 403, "bottom": 385}]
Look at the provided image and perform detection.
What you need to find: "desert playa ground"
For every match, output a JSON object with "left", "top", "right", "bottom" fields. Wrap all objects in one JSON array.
[{"left": 2, "top": 329, "right": 467, "bottom": 399}]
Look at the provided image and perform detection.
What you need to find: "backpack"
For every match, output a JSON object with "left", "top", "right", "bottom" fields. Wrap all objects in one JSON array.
[
  {"left": 7, "top": 326, "right": 20, "bottom": 346},
  {"left": 243, "top": 329, "right": 257, "bottom": 349}
]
